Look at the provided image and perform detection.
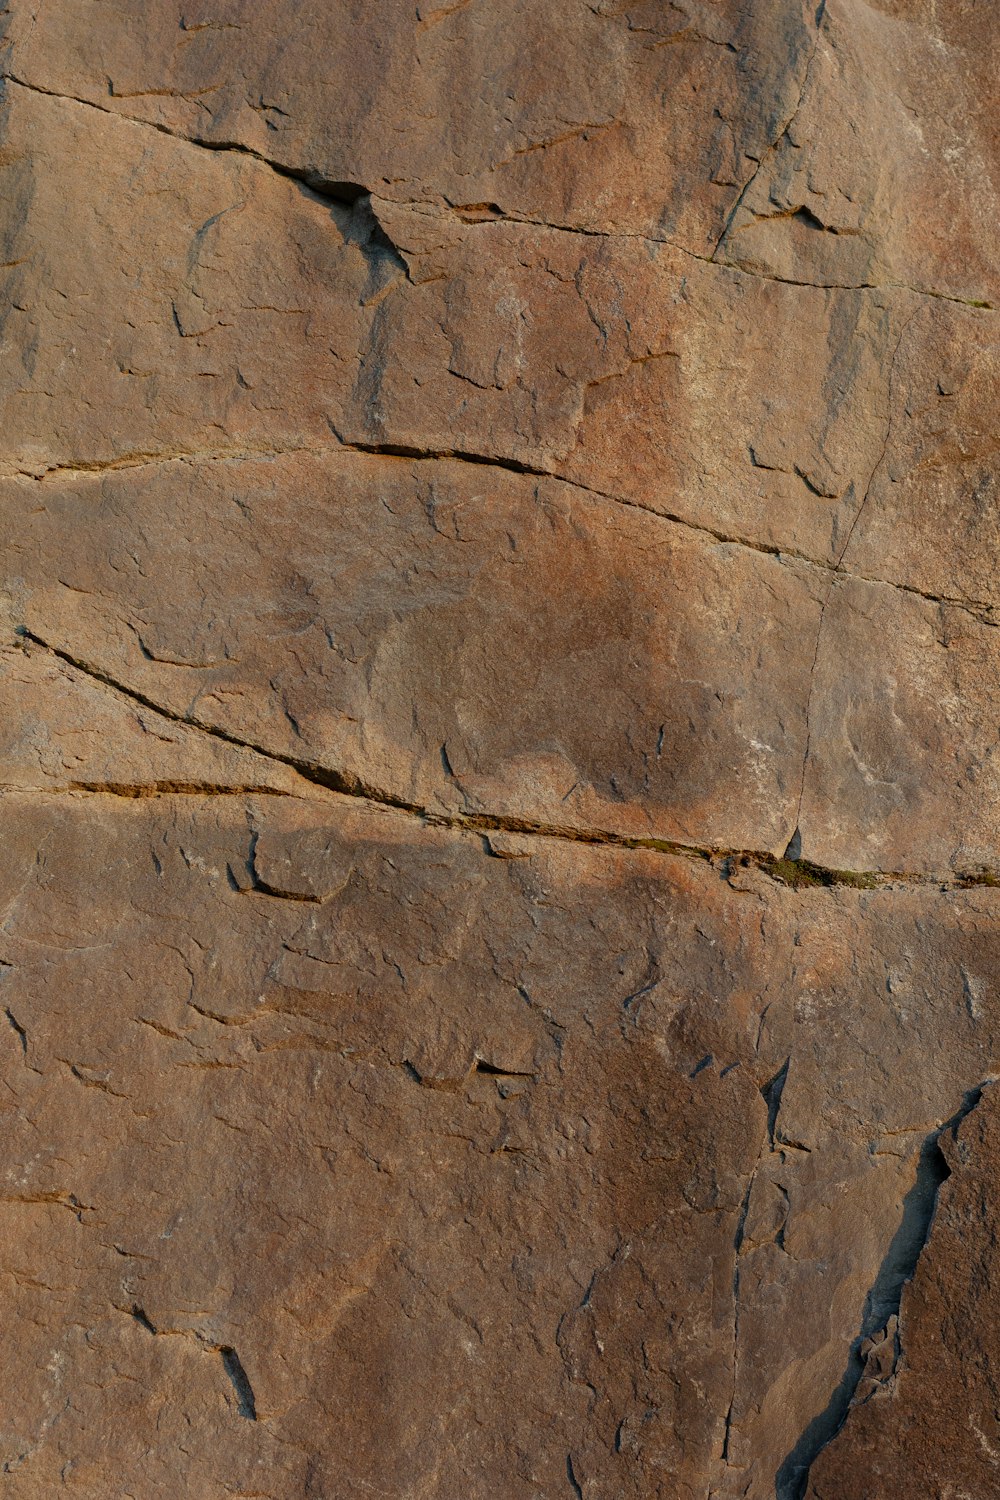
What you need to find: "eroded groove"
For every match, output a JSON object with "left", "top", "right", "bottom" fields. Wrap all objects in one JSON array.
[{"left": 776, "top": 1081, "right": 996, "bottom": 1498}]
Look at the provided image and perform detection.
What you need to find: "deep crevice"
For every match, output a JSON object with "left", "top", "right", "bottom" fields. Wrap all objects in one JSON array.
[
  {"left": 2, "top": 74, "right": 409, "bottom": 283},
  {"left": 5, "top": 1006, "right": 27, "bottom": 1058},
  {"left": 776, "top": 1080, "right": 995, "bottom": 1498},
  {"left": 4, "top": 73, "right": 364, "bottom": 211},
  {"left": 131, "top": 1304, "right": 157, "bottom": 1335},
  {"left": 472, "top": 1058, "right": 536, "bottom": 1079},
  {"left": 326, "top": 427, "right": 553, "bottom": 483},
  {"left": 762, "top": 1060, "right": 790, "bottom": 1148},
  {"left": 220, "top": 1346, "right": 258, "bottom": 1421}
]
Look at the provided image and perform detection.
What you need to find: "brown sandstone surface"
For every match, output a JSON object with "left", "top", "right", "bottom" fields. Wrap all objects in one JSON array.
[{"left": 1, "top": 2, "right": 999, "bottom": 1496}]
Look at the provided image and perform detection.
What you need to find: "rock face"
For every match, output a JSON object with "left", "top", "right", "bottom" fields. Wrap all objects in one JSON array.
[{"left": 1, "top": 3, "right": 998, "bottom": 1496}]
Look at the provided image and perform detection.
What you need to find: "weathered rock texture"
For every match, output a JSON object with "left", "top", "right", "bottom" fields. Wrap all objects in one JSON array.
[{"left": 1, "top": 2, "right": 998, "bottom": 1496}]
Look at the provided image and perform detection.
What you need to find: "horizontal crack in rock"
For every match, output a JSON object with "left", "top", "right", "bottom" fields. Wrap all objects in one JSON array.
[
  {"left": 14, "top": 628, "right": 1000, "bottom": 891},
  {"left": 0, "top": 440, "right": 330, "bottom": 483},
  {"left": 3, "top": 74, "right": 994, "bottom": 312},
  {"left": 3, "top": 73, "right": 366, "bottom": 212},
  {"left": 6, "top": 433, "right": 1000, "bottom": 623},
  {"left": 67, "top": 780, "right": 293, "bottom": 799},
  {"left": 325, "top": 433, "right": 1000, "bottom": 624}
]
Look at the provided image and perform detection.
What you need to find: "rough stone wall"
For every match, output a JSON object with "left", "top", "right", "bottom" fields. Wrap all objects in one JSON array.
[{"left": 1, "top": 3, "right": 998, "bottom": 1497}]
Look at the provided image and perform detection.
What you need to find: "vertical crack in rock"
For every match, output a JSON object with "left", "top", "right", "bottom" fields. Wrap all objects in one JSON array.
[
  {"left": 712, "top": 0, "right": 827, "bottom": 260},
  {"left": 833, "top": 309, "right": 918, "bottom": 574},
  {"left": 776, "top": 1080, "right": 996, "bottom": 1499},
  {"left": 790, "top": 306, "right": 915, "bottom": 847},
  {"left": 724, "top": 1062, "right": 791, "bottom": 1468},
  {"left": 4, "top": 1004, "right": 28, "bottom": 1059},
  {"left": 220, "top": 1347, "right": 258, "bottom": 1421}
]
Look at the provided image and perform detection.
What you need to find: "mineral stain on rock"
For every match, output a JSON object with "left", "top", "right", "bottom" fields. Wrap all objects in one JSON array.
[{"left": 1, "top": 1, "right": 999, "bottom": 1496}]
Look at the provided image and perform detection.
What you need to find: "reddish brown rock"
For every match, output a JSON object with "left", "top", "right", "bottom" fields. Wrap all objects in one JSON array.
[
  {"left": 2, "top": 795, "right": 1000, "bottom": 1499},
  {"left": 4, "top": 451, "right": 825, "bottom": 851},
  {"left": 806, "top": 1085, "right": 1000, "bottom": 1499},
  {"left": 800, "top": 577, "right": 1000, "bottom": 876},
  {"left": 716, "top": 1, "right": 1000, "bottom": 308},
  {"left": 1, "top": 0, "right": 1000, "bottom": 1496},
  {"left": 0, "top": 0, "right": 826, "bottom": 252}
]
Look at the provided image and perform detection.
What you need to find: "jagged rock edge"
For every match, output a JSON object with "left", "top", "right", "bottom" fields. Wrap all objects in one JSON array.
[{"left": 775, "top": 1081, "right": 997, "bottom": 1498}]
